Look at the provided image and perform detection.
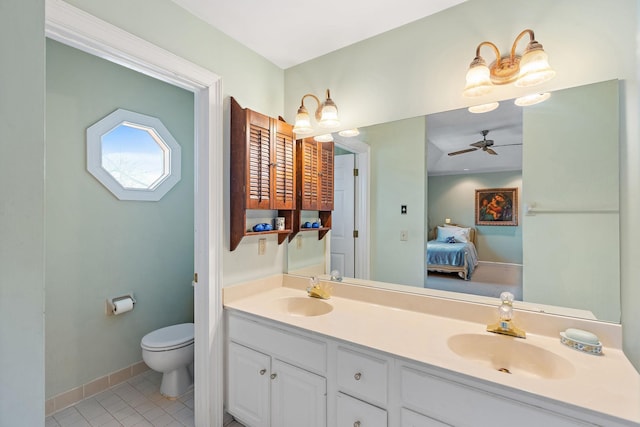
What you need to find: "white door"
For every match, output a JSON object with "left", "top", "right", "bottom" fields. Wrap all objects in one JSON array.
[
  {"left": 227, "top": 342, "right": 271, "bottom": 427},
  {"left": 332, "top": 154, "right": 356, "bottom": 278},
  {"left": 271, "top": 359, "right": 327, "bottom": 427}
]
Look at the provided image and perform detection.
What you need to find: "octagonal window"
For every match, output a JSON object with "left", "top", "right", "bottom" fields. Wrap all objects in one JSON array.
[
  {"left": 101, "top": 123, "right": 167, "bottom": 189},
  {"left": 87, "top": 109, "right": 181, "bottom": 201}
]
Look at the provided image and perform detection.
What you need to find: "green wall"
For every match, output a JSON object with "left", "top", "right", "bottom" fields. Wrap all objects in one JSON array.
[
  {"left": 428, "top": 171, "right": 523, "bottom": 264},
  {"left": 45, "top": 39, "right": 195, "bottom": 397},
  {"left": 0, "top": 1, "right": 46, "bottom": 425},
  {"left": 523, "top": 80, "right": 620, "bottom": 322},
  {"left": 365, "top": 117, "right": 426, "bottom": 287}
]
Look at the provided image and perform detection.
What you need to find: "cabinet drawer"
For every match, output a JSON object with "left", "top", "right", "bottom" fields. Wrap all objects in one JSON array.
[
  {"left": 228, "top": 313, "right": 327, "bottom": 374},
  {"left": 400, "top": 366, "right": 588, "bottom": 427},
  {"left": 337, "top": 392, "right": 387, "bottom": 427},
  {"left": 337, "top": 346, "right": 388, "bottom": 407},
  {"left": 400, "top": 408, "right": 450, "bottom": 427}
]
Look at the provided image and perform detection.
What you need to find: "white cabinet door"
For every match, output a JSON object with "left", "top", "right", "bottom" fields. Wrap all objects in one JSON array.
[
  {"left": 228, "top": 342, "right": 271, "bottom": 427},
  {"left": 271, "top": 358, "right": 327, "bottom": 427}
]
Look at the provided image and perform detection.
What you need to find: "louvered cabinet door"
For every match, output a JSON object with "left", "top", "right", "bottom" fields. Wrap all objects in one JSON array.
[
  {"left": 246, "top": 110, "right": 272, "bottom": 209},
  {"left": 299, "top": 138, "right": 320, "bottom": 210},
  {"left": 318, "top": 141, "right": 334, "bottom": 211},
  {"left": 273, "top": 120, "right": 296, "bottom": 210}
]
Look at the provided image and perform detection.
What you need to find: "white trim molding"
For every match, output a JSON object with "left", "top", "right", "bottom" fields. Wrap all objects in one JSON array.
[{"left": 45, "top": 0, "right": 224, "bottom": 425}]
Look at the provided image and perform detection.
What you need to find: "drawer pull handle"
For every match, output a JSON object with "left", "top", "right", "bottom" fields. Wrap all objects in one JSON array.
[
  {"left": 270, "top": 373, "right": 277, "bottom": 380},
  {"left": 354, "top": 421, "right": 361, "bottom": 427},
  {"left": 259, "top": 369, "right": 266, "bottom": 375},
  {"left": 354, "top": 372, "right": 362, "bottom": 381}
]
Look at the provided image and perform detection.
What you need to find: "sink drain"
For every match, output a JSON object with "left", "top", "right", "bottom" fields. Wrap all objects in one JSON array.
[{"left": 497, "top": 368, "right": 512, "bottom": 374}]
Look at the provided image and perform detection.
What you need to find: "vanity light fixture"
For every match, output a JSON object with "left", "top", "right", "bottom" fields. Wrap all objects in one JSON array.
[
  {"left": 292, "top": 89, "right": 340, "bottom": 136},
  {"left": 514, "top": 92, "right": 551, "bottom": 106},
  {"left": 338, "top": 128, "right": 360, "bottom": 137},
  {"left": 463, "top": 29, "right": 555, "bottom": 97},
  {"left": 468, "top": 102, "right": 500, "bottom": 114}
]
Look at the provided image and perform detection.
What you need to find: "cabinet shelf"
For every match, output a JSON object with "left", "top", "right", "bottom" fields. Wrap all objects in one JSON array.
[
  {"left": 298, "top": 227, "right": 330, "bottom": 232},
  {"left": 244, "top": 229, "right": 293, "bottom": 245},
  {"left": 289, "top": 210, "right": 332, "bottom": 242}
]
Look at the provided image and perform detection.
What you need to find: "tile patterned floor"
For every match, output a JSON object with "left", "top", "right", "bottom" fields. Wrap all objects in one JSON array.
[{"left": 45, "top": 370, "right": 194, "bottom": 427}]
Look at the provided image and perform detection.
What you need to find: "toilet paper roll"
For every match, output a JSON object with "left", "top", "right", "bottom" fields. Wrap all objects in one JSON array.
[{"left": 113, "top": 297, "right": 134, "bottom": 315}]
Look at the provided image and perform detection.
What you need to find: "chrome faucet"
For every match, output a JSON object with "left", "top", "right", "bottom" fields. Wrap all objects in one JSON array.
[{"left": 487, "top": 292, "right": 526, "bottom": 338}]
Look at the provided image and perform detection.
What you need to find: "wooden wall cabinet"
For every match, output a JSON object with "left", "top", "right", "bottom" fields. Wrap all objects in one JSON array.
[
  {"left": 230, "top": 97, "right": 296, "bottom": 251},
  {"left": 290, "top": 138, "right": 334, "bottom": 241}
]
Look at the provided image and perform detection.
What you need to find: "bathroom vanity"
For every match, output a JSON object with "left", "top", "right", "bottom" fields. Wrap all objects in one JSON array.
[{"left": 223, "top": 275, "right": 640, "bottom": 427}]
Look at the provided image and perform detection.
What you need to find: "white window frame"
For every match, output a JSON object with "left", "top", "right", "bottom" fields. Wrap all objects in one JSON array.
[{"left": 87, "top": 108, "right": 182, "bottom": 201}]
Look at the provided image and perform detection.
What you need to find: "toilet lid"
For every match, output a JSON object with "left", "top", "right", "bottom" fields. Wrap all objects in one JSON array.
[{"left": 141, "top": 323, "right": 194, "bottom": 351}]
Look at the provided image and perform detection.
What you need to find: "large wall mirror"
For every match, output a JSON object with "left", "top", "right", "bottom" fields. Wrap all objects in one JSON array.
[{"left": 287, "top": 80, "right": 620, "bottom": 323}]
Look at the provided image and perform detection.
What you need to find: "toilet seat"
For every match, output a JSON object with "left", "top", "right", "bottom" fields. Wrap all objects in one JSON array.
[{"left": 141, "top": 323, "right": 194, "bottom": 352}]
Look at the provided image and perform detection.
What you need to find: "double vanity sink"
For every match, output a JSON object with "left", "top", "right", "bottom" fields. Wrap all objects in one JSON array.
[
  {"left": 224, "top": 274, "right": 640, "bottom": 426},
  {"left": 267, "top": 294, "right": 573, "bottom": 381}
]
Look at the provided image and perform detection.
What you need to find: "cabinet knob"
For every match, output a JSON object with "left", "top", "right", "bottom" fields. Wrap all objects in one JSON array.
[
  {"left": 259, "top": 369, "right": 266, "bottom": 376},
  {"left": 354, "top": 372, "right": 362, "bottom": 381},
  {"left": 270, "top": 373, "right": 277, "bottom": 380},
  {"left": 354, "top": 421, "right": 361, "bottom": 427}
]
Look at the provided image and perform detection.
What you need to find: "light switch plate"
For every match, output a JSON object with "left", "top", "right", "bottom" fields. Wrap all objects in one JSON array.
[{"left": 258, "top": 238, "right": 266, "bottom": 255}]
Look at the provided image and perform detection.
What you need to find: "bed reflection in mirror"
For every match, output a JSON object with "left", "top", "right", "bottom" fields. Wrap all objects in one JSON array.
[{"left": 287, "top": 80, "right": 620, "bottom": 323}]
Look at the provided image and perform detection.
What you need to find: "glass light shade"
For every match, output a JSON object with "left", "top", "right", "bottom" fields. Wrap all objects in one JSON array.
[
  {"left": 514, "top": 92, "right": 551, "bottom": 106},
  {"left": 515, "top": 47, "right": 555, "bottom": 87},
  {"left": 463, "top": 62, "right": 493, "bottom": 97},
  {"left": 338, "top": 128, "right": 360, "bottom": 137},
  {"left": 468, "top": 102, "right": 500, "bottom": 114},
  {"left": 319, "top": 103, "right": 340, "bottom": 128},
  {"left": 314, "top": 133, "right": 334, "bottom": 142},
  {"left": 293, "top": 108, "right": 313, "bottom": 135}
]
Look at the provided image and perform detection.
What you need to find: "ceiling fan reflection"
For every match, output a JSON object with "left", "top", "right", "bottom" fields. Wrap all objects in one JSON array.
[{"left": 448, "top": 129, "right": 522, "bottom": 156}]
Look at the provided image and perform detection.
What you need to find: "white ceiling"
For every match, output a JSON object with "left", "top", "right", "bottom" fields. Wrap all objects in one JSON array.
[
  {"left": 171, "top": 0, "right": 467, "bottom": 69},
  {"left": 426, "top": 101, "right": 523, "bottom": 176}
]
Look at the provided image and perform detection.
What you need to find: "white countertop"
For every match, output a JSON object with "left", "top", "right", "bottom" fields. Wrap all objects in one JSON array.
[{"left": 223, "top": 275, "right": 640, "bottom": 425}]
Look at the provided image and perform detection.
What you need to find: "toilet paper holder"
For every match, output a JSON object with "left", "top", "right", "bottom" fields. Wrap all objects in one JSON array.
[{"left": 106, "top": 293, "right": 136, "bottom": 316}]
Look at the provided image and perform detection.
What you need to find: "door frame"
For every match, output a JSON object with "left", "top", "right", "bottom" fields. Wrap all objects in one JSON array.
[
  {"left": 45, "top": 1, "right": 223, "bottom": 425},
  {"left": 334, "top": 137, "right": 370, "bottom": 279}
]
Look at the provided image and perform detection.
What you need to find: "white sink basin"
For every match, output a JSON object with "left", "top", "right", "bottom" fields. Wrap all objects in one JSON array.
[
  {"left": 447, "top": 333, "right": 575, "bottom": 380},
  {"left": 269, "top": 296, "right": 333, "bottom": 317}
]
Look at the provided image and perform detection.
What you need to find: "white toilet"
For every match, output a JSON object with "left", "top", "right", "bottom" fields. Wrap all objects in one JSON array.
[{"left": 141, "top": 323, "right": 194, "bottom": 398}]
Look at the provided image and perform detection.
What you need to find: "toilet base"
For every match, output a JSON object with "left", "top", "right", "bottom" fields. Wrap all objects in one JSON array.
[{"left": 160, "top": 365, "right": 193, "bottom": 398}]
